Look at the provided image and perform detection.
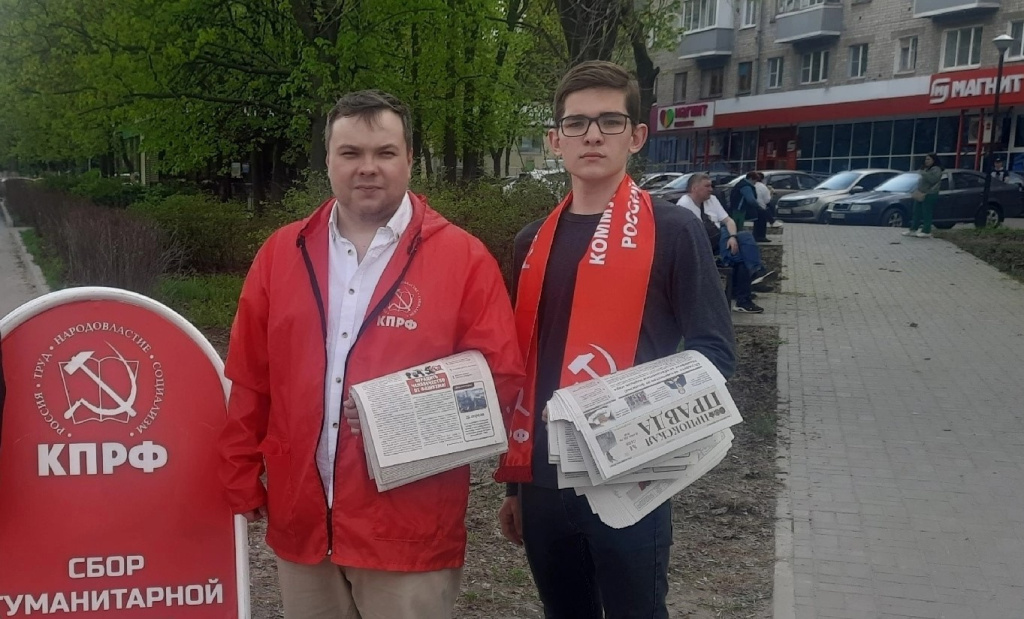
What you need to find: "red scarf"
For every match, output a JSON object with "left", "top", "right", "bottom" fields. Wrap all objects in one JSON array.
[{"left": 494, "top": 175, "right": 656, "bottom": 483}]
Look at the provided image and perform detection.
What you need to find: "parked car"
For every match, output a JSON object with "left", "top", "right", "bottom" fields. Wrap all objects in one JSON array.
[
  {"left": 646, "top": 172, "right": 696, "bottom": 203},
  {"left": 639, "top": 172, "right": 684, "bottom": 191},
  {"left": 826, "top": 169, "right": 1023, "bottom": 228},
  {"left": 716, "top": 170, "right": 821, "bottom": 210},
  {"left": 501, "top": 168, "right": 568, "bottom": 194},
  {"left": 775, "top": 169, "right": 899, "bottom": 223}
]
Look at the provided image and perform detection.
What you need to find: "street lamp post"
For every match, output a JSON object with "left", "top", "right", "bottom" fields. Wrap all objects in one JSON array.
[{"left": 980, "top": 34, "right": 1014, "bottom": 225}]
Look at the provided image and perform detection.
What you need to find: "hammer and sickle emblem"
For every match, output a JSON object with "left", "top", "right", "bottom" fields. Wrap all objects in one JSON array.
[
  {"left": 567, "top": 344, "right": 618, "bottom": 380},
  {"left": 62, "top": 344, "right": 140, "bottom": 422},
  {"left": 388, "top": 287, "right": 415, "bottom": 314}
]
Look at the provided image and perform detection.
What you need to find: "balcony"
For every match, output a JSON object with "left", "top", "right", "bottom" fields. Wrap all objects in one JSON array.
[
  {"left": 775, "top": 3, "right": 843, "bottom": 44},
  {"left": 913, "top": 0, "right": 999, "bottom": 18},
  {"left": 678, "top": 28, "right": 734, "bottom": 60}
]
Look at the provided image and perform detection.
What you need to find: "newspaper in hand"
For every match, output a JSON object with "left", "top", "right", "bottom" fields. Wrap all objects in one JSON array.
[
  {"left": 544, "top": 350, "right": 742, "bottom": 527},
  {"left": 350, "top": 350, "right": 508, "bottom": 492},
  {"left": 547, "top": 350, "right": 742, "bottom": 482}
]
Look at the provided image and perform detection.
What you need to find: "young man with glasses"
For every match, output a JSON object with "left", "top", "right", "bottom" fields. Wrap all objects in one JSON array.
[{"left": 494, "top": 61, "right": 735, "bottom": 619}]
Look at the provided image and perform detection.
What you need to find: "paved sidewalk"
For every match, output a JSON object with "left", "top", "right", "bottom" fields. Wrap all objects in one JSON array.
[
  {"left": 763, "top": 224, "right": 1024, "bottom": 618},
  {"left": 0, "top": 202, "right": 45, "bottom": 317}
]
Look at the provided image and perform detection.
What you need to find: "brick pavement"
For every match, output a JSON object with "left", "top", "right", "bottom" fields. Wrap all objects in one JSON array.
[
  {"left": 756, "top": 223, "right": 1024, "bottom": 619},
  {"left": 0, "top": 200, "right": 45, "bottom": 318}
]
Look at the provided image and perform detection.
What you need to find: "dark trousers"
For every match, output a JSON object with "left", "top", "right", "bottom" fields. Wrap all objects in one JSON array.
[
  {"left": 520, "top": 484, "right": 672, "bottom": 619},
  {"left": 752, "top": 204, "right": 775, "bottom": 241},
  {"left": 732, "top": 262, "right": 753, "bottom": 304}
]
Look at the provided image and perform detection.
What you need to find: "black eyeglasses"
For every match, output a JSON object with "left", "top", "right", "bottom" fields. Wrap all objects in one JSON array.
[{"left": 558, "top": 113, "right": 632, "bottom": 137}]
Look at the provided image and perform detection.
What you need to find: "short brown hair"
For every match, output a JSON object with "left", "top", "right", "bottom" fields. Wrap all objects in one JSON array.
[
  {"left": 553, "top": 61, "right": 642, "bottom": 125},
  {"left": 324, "top": 90, "right": 412, "bottom": 151},
  {"left": 687, "top": 173, "right": 711, "bottom": 192}
]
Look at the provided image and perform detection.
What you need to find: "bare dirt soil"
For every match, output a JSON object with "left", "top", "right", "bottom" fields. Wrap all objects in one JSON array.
[{"left": 205, "top": 325, "right": 781, "bottom": 619}]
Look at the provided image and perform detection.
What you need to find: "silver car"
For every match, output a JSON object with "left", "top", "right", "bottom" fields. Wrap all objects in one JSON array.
[{"left": 775, "top": 169, "right": 899, "bottom": 224}]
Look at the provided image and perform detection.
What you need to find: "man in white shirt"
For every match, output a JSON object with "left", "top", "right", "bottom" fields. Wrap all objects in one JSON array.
[
  {"left": 678, "top": 173, "right": 772, "bottom": 313},
  {"left": 752, "top": 173, "right": 779, "bottom": 241}
]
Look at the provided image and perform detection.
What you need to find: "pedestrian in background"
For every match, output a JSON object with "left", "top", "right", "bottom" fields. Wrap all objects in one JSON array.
[{"left": 904, "top": 153, "right": 942, "bottom": 239}]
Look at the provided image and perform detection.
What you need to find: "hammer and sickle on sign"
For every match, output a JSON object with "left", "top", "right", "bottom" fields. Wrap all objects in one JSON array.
[
  {"left": 567, "top": 344, "right": 618, "bottom": 380},
  {"left": 62, "top": 344, "right": 140, "bottom": 421}
]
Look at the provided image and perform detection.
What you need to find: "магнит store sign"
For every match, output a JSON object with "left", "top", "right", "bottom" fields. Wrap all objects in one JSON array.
[
  {"left": 655, "top": 103, "right": 715, "bottom": 131},
  {"left": 928, "top": 65, "right": 1024, "bottom": 109}
]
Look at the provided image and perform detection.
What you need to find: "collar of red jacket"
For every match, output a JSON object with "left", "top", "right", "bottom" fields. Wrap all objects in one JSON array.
[{"left": 296, "top": 191, "right": 451, "bottom": 247}]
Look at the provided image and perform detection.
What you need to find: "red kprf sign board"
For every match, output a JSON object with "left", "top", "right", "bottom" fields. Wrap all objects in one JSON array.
[{"left": 0, "top": 288, "right": 248, "bottom": 618}]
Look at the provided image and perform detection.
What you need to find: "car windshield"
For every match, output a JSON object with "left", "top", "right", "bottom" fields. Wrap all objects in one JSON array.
[
  {"left": 876, "top": 173, "right": 921, "bottom": 193},
  {"left": 815, "top": 171, "right": 861, "bottom": 190},
  {"left": 663, "top": 173, "right": 694, "bottom": 190}
]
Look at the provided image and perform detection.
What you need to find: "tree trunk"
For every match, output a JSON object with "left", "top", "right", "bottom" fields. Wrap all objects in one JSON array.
[
  {"left": 504, "top": 145, "right": 512, "bottom": 176},
  {"left": 250, "top": 148, "right": 266, "bottom": 215},
  {"left": 491, "top": 148, "right": 502, "bottom": 177},
  {"left": 269, "top": 139, "right": 287, "bottom": 203},
  {"left": 625, "top": 3, "right": 660, "bottom": 159}
]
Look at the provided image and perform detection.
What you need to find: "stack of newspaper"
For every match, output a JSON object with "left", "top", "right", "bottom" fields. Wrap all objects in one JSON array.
[
  {"left": 350, "top": 350, "right": 508, "bottom": 492},
  {"left": 546, "top": 350, "right": 742, "bottom": 528}
]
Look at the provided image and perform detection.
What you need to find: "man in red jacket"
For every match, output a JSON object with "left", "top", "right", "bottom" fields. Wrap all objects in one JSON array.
[{"left": 219, "top": 90, "right": 523, "bottom": 619}]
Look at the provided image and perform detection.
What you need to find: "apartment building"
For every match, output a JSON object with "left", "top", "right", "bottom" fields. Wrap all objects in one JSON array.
[{"left": 648, "top": 0, "right": 1024, "bottom": 175}]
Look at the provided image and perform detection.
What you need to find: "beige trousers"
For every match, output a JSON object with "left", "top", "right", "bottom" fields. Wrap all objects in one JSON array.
[{"left": 276, "top": 556, "right": 463, "bottom": 619}]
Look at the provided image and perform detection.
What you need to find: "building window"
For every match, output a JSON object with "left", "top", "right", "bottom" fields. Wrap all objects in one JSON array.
[
  {"left": 1010, "top": 21, "right": 1024, "bottom": 60},
  {"left": 767, "top": 57, "right": 784, "bottom": 89},
  {"left": 682, "top": 0, "right": 717, "bottom": 31},
  {"left": 800, "top": 50, "right": 829, "bottom": 84},
  {"left": 849, "top": 44, "right": 868, "bottom": 79},
  {"left": 777, "top": 0, "right": 825, "bottom": 14},
  {"left": 896, "top": 36, "right": 918, "bottom": 73},
  {"left": 742, "top": 0, "right": 759, "bottom": 27},
  {"left": 702, "top": 67, "right": 724, "bottom": 98},
  {"left": 673, "top": 72, "right": 687, "bottom": 103},
  {"left": 942, "top": 26, "right": 982, "bottom": 70},
  {"left": 737, "top": 62, "right": 753, "bottom": 95}
]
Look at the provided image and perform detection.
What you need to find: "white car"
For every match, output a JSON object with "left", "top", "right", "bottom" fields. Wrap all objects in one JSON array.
[{"left": 775, "top": 169, "right": 899, "bottom": 224}]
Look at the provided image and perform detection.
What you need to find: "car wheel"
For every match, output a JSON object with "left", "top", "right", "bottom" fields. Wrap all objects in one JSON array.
[
  {"left": 933, "top": 222, "right": 955, "bottom": 230},
  {"left": 880, "top": 207, "right": 905, "bottom": 227},
  {"left": 974, "top": 204, "right": 1002, "bottom": 228}
]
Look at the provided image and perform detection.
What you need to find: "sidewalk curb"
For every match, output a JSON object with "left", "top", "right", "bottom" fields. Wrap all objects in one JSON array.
[{"left": 0, "top": 199, "right": 50, "bottom": 294}]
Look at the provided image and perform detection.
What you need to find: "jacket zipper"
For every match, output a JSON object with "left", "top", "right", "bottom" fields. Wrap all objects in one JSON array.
[{"left": 297, "top": 232, "right": 422, "bottom": 558}]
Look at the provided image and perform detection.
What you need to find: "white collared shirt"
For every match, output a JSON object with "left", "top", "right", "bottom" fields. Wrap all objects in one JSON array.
[
  {"left": 318, "top": 192, "right": 413, "bottom": 506},
  {"left": 678, "top": 194, "right": 728, "bottom": 229}
]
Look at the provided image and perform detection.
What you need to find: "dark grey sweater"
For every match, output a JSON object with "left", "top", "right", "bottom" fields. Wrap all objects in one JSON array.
[{"left": 508, "top": 199, "right": 736, "bottom": 493}]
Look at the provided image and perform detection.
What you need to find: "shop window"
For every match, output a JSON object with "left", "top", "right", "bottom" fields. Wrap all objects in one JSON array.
[
  {"left": 832, "top": 124, "right": 852, "bottom": 158},
  {"left": 797, "top": 126, "right": 814, "bottom": 158},
  {"left": 738, "top": 62, "right": 753, "bottom": 95},
  {"left": 941, "top": 26, "right": 982, "bottom": 70},
  {"left": 913, "top": 118, "right": 936, "bottom": 154},
  {"left": 1015, "top": 115, "right": 1024, "bottom": 150},
  {"left": 871, "top": 121, "right": 892, "bottom": 156},
  {"left": 850, "top": 157, "right": 869, "bottom": 169},
  {"left": 889, "top": 156, "right": 911, "bottom": 171},
  {"left": 796, "top": 159, "right": 812, "bottom": 171},
  {"left": 870, "top": 156, "right": 890, "bottom": 169},
  {"left": 812, "top": 160, "right": 831, "bottom": 174},
  {"left": 936, "top": 117, "right": 959, "bottom": 153},
  {"left": 730, "top": 133, "right": 744, "bottom": 161},
  {"left": 814, "top": 125, "right": 833, "bottom": 159},
  {"left": 743, "top": 131, "right": 758, "bottom": 161},
  {"left": 852, "top": 123, "right": 872, "bottom": 156},
  {"left": 891, "top": 120, "right": 914, "bottom": 156},
  {"left": 830, "top": 159, "right": 851, "bottom": 173}
]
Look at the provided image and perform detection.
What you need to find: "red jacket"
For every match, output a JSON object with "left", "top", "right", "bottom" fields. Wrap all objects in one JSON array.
[{"left": 219, "top": 194, "right": 523, "bottom": 571}]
